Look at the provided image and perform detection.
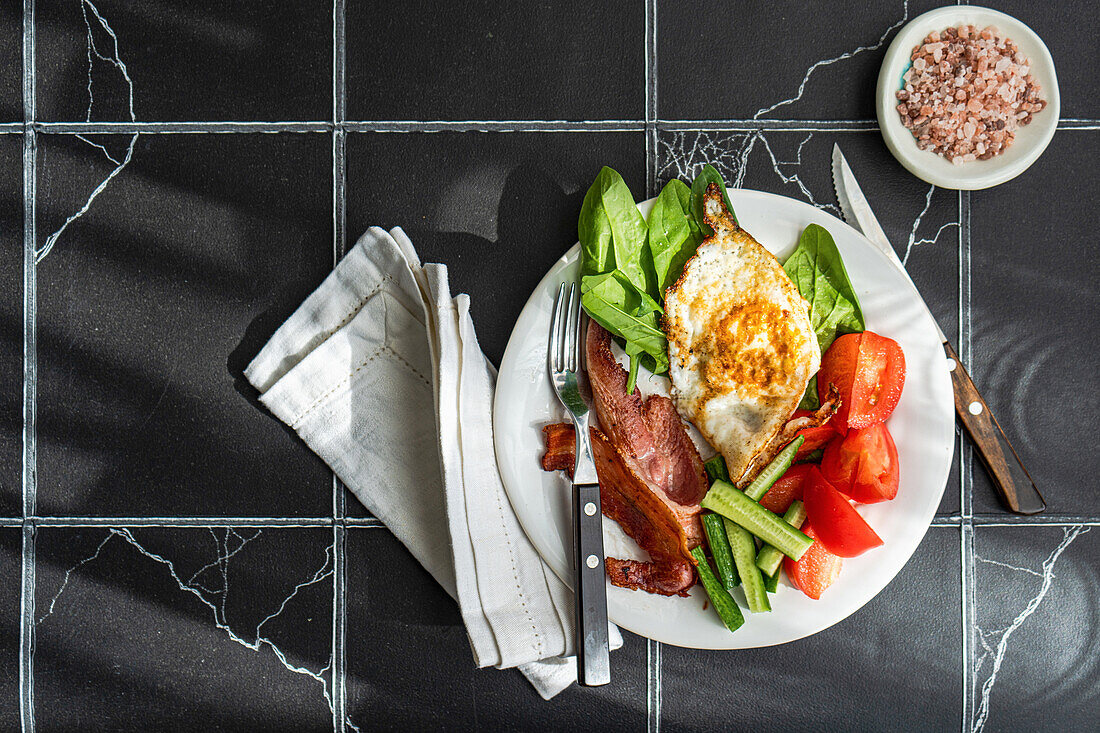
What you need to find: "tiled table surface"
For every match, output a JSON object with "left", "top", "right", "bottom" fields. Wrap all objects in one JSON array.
[{"left": 2, "top": 1, "right": 1098, "bottom": 730}]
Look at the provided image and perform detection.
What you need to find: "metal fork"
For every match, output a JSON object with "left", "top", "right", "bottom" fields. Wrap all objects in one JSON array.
[{"left": 548, "top": 282, "right": 610, "bottom": 687}]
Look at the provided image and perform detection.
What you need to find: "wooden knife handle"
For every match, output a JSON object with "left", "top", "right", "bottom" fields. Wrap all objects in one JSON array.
[
  {"left": 943, "top": 341, "right": 1045, "bottom": 514},
  {"left": 572, "top": 482, "right": 610, "bottom": 686}
]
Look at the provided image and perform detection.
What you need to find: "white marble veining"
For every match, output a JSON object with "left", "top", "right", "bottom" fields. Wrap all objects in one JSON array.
[
  {"left": 752, "top": 0, "right": 910, "bottom": 120},
  {"left": 971, "top": 526, "right": 1090, "bottom": 733},
  {"left": 657, "top": 129, "right": 960, "bottom": 269},
  {"left": 37, "top": 0, "right": 138, "bottom": 264},
  {"left": 35, "top": 528, "right": 338, "bottom": 718},
  {"left": 903, "top": 184, "right": 958, "bottom": 265}
]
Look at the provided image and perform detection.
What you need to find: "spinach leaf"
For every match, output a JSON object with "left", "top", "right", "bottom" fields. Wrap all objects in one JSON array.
[
  {"left": 690, "top": 164, "right": 738, "bottom": 235},
  {"left": 580, "top": 271, "right": 669, "bottom": 375},
  {"left": 578, "top": 167, "right": 655, "bottom": 301},
  {"left": 783, "top": 223, "right": 865, "bottom": 353},
  {"left": 798, "top": 375, "right": 820, "bottom": 410},
  {"left": 647, "top": 179, "right": 704, "bottom": 297},
  {"left": 783, "top": 223, "right": 866, "bottom": 409}
]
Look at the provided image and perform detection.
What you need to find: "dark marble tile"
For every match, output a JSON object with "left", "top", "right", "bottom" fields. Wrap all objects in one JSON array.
[
  {"left": 971, "top": 525, "right": 1099, "bottom": 732},
  {"left": 661, "top": 526, "right": 961, "bottom": 731},
  {"left": 34, "top": 526, "right": 335, "bottom": 731},
  {"left": 0, "top": 529, "right": 22, "bottom": 731},
  {"left": 35, "top": 133, "right": 333, "bottom": 517},
  {"left": 345, "top": 130, "right": 646, "bottom": 368},
  {"left": 968, "top": 131, "right": 1099, "bottom": 515},
  {"left": 0, "top": 134, "right": 21, "bottom": 517},
  {"left": 345, "top": 527, "right": 648, "bottom": 731},
  {"left": 36, "top": 1, "right": 331, "bottom": 122},
  {"left": 657, "top": 128, "right": 961, "bottom": 515},
  {"left": 342, "top": 485, "right": 369, "bottom": 520},
  {"left": 982, "top": 1, "right": 1097, "bottom": 120},
  {"left": 657, "top": 0, "right": 952, "bottom": 121},
  {"left": 0, "top": 3, "right": 19, "bottom": 121},
  {"left": 346, "top": 0, "right": 644, "bottom": 121}
]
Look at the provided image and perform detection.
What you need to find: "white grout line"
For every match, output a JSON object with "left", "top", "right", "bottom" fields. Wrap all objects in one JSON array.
[
  {"left": 343, "top": 518, "right": 386, "bottom": 528},
  {"left": 661, "top": 120, "right": 880, "bottom": 131},
  {"left": 332, "top": 1, "right": 349, "bottom": 729},
  {"left": 958, "top": 187, "right": 974, "bottom": 733},
  {"left": 344, "top": 120, "right": 646, "bottom": 133},
  {"left": 646, "top": 638, "right": 661, "bottom": 733},
  {"left": 30, "top": 516, "right": 337, "bottom": 527},
  {"left": 19, "top": 523, "right": 35, "bottom": 733},
  {"left": 962, "top": 522, "right": 975, "bottom": 732},
  {"left": 35, "top": 121, "right": 333, "bottom": 133},
  {"left": 20, "top": 0, "right": 37, "bottom": 729},
  {"left": 644, "top": 0, "right": 658, "bottom": 197},
  {"left": 973, "top": 517, "right": 1100, "bottom": 527},
  {"left": 0, "top": 118, "right": 1087, "bottom": 135}
]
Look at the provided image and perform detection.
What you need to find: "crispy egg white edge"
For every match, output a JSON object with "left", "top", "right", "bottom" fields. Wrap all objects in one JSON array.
[{"left": 663, "top": 223, "right": 820, "bottom": 481}]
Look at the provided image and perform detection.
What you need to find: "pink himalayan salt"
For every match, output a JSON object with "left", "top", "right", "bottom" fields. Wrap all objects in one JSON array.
[{"left": 896, "top": 24, "right": 1045, "bottom": 162}]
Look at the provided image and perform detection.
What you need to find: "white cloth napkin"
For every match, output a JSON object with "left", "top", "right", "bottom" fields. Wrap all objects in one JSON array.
[{"left": 245, "top": 226, "right": 621, "bottom": 699}]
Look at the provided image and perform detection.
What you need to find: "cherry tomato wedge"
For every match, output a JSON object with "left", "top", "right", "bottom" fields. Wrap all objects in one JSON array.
[
  {"left": 792, "top": 409, "right": 840, "bottom": 461},
  {"left": 817, "top": 331, "right": 905, "bottom": 430},
  {"left": 802, "top": 466, "right": 883, "bottom": 557},
  {"left": 821, "top": 422, "right": 900, "bottom": 503},
  {"left": 759, "top": 463, "right": 814, "bottom": 514},
  {"left": 784, "top": 523, "right": 843, "bottom": 600}
]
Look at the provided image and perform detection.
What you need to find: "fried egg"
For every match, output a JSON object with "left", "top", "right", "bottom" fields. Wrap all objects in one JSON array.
[{"left": 663, "top": 185, "right": 820, "bottom": 486}]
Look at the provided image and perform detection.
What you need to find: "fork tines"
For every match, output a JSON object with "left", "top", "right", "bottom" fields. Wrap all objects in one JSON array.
[{"left": 549, "top": 282, "right": 581, "bottom": 376}]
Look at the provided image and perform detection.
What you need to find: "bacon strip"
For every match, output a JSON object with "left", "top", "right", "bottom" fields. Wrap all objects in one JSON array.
[
  {"left": 586, "top": 323, "right": 709, "bottom": 508},
  {"left": 591, "top": 430, "right": 698, "bottom": 563},
  {"left": 542, "top": 423, "right": 697, "bottom": 596},
  {"left": 605, "top": 558, "right": 695, "bottom": 597},
  {"left": 540, "top": 423, "right": 576, "bottom": 476},
  {"left": 538, "top": 323, "right": 710, "bottom": 597}
]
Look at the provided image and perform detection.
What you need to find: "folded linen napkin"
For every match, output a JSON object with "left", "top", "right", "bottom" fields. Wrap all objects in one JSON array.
[{"left": 245, "top": 226, "right": 621, "bottom": 699}]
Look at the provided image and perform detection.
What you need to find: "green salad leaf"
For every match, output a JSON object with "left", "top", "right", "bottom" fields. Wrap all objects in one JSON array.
[
  {"left": 578, "top": 166, "right": 655, "bottom": 302},
  {"left": 575, "top": 165, "right": 740, "bottom": 393},
  {"left": 580, "top": 271, "right": 669, "bottom": 377},
  {"left": 690, "top": 163, "right": 738, "bottom": 234},
  {"left": 783, "top": 223, "right": 866, "bottom": 408},
  {"left": 647, "top": 179, "right": 704, "bottom": 296},
  {"left": 783, "top": 223, "right": 866, "bottom": 351},
  {"left": 798, "top": 375, "right": 820, "bottom": 410}
]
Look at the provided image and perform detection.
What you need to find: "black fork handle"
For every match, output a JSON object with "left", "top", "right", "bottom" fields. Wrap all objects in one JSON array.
[{"left": 572, "top": 482, "right": 610, "bottom": 686}]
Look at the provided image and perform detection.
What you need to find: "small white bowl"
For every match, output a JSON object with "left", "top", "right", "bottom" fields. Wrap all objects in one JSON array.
[{"left": 877, "top": 5, "right": 1059, "bottom": 190}]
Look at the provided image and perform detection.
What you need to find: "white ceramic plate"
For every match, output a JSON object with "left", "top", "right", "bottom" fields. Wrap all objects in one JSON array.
[
  {"left": 877, "top": 5, "right": 1059, "bottom": 190},
  {"left": 493, "top": 189, "right": 955, "bottom": 649}
]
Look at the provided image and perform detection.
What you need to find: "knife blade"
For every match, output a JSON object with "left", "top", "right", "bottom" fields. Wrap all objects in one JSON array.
[
  {"left": 832, "top": 146, "right": 948, "bottom": 344},
  {"left": 830, "top": 144, "right": 1045, "bottom": 515}
]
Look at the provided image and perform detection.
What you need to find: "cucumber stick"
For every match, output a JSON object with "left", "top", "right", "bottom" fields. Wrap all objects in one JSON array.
[
  {"left": 756, "top": 501, "right": 808, "bottom": 576},
  {"left": 701, "top": 480, "right": 813, "bottom": 561},
  {"left": 723, "top": 518, "right": 770, "bottom": 613},
  {"left": 743, "top": 435, "right": 804, "bottom": 501},
  {"left": 689, "top": 546, "right": 745, "bottom": 633},
  {"left": 703, "top": 454, "right": 729, "bottom": 484},
  {"left": 701, "top": 512, "right": 739, "bottom": 589},
  {"left": 763, "top": 568, "right": 780, "bottom": 594}
]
